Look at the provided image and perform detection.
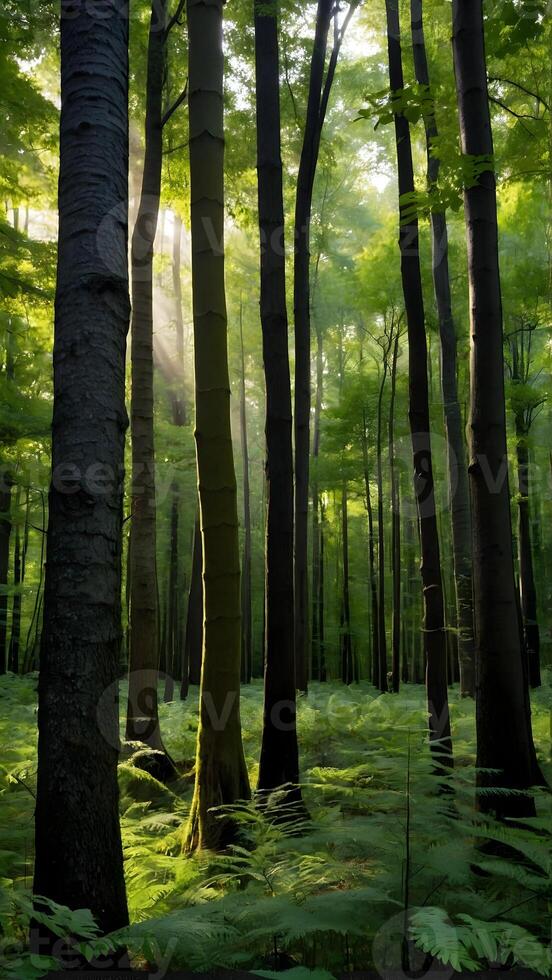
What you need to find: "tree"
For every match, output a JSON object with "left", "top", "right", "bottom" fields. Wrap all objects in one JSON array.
[
  {"left": 293, "top": 0, "right": 358, "bottom": 692},
  {"left": 0, "top": 473, "right": 12, "bottom": 674},
  {"left": 255, "top": 0, "right": 301, "bottom": 797},
  {"left": 410, "top": 0, "right": 475, "bottom": 698},
  {"left": 184, "top": 0, "right": 250, "bottom": 852},
  {"left": 33, "top": 0, "right": 129, "bottom": 946},
  {"left": 126, "top": 0, "right": 168, "bottom": 753},
  {"left": 384, "top": 0, "right": 452, "bottom": 764},
  {"left": 506, "top": 319, "right": 544, "bottom": 689},
  {"left": 238, "top": 301, "right": 252, "bottom": 685},
  {"left": 452, "top": 0, "right": 539, "bottom": 815}
]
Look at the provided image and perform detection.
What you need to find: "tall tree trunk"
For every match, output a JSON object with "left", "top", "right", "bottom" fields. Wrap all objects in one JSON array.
[
  {"left": 294, "top": 0, "right": 333, "bottom": 693},
  {"left": 375, "top": 356, "right": 388, "bottom": 692},
  {"left": 163, "top": 484, "right": 180, "bottom": 702},
  {"left": 293, "top": 1, "right": 357, "bottom": 690},
  {"left": 340, "top": 481, "right": 353, "bottom": 684},
  {"left": 318, "top": 496, "right": 326, "bottom": 682},
  {"left": 362, "top": 421, "right": 379, "bottom": 690},
  {"left": 452, "top": 0, "right": 539, "bottom": 814},
  {"left": 183, "top": 513, "right": 203, "bottom": 692},
  {"left": 255, "top": 0, "right": 301, "bottom": 798},
  {"left": 0, "top": 475, "right": 12, "bottom": 675},
  {"left": 8, "top": 485, "right": 22, "bottom": 674},
  {"left": 33, "top": 0, "right": 129, "bottom": 945},
  {"left": 185, "top": 0, "right": 250, "bottom": 851},
  {"left": 126, "top": 0, "right": 167, "bottom": 752},
  {"left": 311, "top": 322, "right": 324, "bottom": 679},
  {"left": 238, "top": 302, "right": 252, "bottom": 685},
  {"left": 385, "top": 0, "right": 452, "bottom": 764},
  {"left": 516, "top": 421, "right": 541, "bottom": 689},
  {"left": 411, "top": 0, "right": 475, "bottom": 698},
  {"left": 388, "top": 331, "right": 401, "bottom": 693}
]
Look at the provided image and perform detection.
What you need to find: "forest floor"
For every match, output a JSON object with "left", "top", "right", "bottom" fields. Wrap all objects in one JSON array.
[{"left": 1, "top": 674, "right": 551, "bottom": 977}]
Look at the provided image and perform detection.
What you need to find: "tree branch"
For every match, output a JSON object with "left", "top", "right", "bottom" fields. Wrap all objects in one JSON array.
[
  {"left": 165, "top": 0, "right": 186, "bottom": 36},
  {"left": 161, "top": 81, "right": 188, "bottom": 128},
  {"left": 488, "top": 75, "right": 550, "bottom": 112}
]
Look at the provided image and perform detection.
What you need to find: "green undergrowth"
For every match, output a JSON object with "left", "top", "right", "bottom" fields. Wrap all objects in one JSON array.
[{"left": 0, "top": 672, "right": 551, "bottom": 977}]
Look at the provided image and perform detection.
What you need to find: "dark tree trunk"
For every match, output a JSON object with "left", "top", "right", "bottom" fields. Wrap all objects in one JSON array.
[
  {"left": 411, "top": 0, "right": 475, "bottom": 698},
  {"left": 293, "top": 0, "right": 357, "bottom": 691},
  {"left": 375, "top": 355, "right": 388, "bottom": 692},
  {"left": 311, "top": 322, "right": 324, "bottom": 679},
  {"left": 362, "top": 411, "right": 379, "bottom": 689},
  {"left": 318, "top": 497, "right": 326, "bottom": 682},
  {"left": 126, "top": 0, "right": 167, "bottom": 751},
  {"left": 185, "top": 0, "right": 250, "bottom": 852},
  {"left": 516, "top": 424, "right": 541, "bottom": 689},
  {"left": 0, "top": 476, "right": 12, "bottom": 675},
  {"left": 8, "top": 486, "right": 22, "bottom": 674},
  {"left": 389, "top": 331, "right": 401, "bottom": 693},
  {"left": 163, "top": 484, "right": 180, "bottom": 702},
  {"left": 340, "top": 481, "right": 353, "bottom": 685},
  {"left": 385, "top": 0, "right": 452, "bottom": 764},
  {"left": 239, "top": 303, "right": 252, "bottom": 685},
  {"left": 33, "top": 0, "right": 130, "bottom": 945},
  {"left": 184, "top": 513, "right": 203, "bottom": 692},
  {"left": 452, "top": 0, "right": 539, "bottom": 815},
  {"left": 255, "top": 0, "right": 301, "bottom": 797},
  {"left": 293, "top": 0, "right": 333, "bottom": 693}
]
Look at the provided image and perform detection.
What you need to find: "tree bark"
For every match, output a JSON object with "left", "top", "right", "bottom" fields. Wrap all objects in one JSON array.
[
  {"left": 126, "top": 0, "right": 167, "bottom": 752},
  {"left": 362, "top": 411, "right": 379, "bottom": 689},
  {"left": 411, "top": 0, "right": 475, "bottom": 698},
  {"left": 385, "top": 0, "right": 452, "bottom": 765},
  {"left": 375, "top": 352, "right": 389, "bottom": 692},
  {"left": 452, "top": 0, "right": 539, "bottom": 815},
  {"left": 340, "top": 480, "right": 353, "bottom": 684},
  {"left": 0, "top": 476, "right": 12, "bottom": 674},
  {"left": 184, "top": 0, "right": 250, "bottom": 852},
  {"left": 311, "top": 322, "right": 324, "bottom": 679},
  {"left": 255, "top": 0, "right": 302, "bottom": 798},
  {"left": 238, "top": 302, "right": 252, "bottom": 685},
  {"left": 388, "top": 331, "right": 401, "bottom": 693},
  {"left": 33, "top": 0, "right": 129, "bottom": 945},
  {"left": 183, "top": 513, "right": 203, "bottom": 692},
  {"left": 8, "top": 485, "right": 22, "bottom": 674},
  {"left": 293, "top": 0, "right": 333, "bottom": 693}
]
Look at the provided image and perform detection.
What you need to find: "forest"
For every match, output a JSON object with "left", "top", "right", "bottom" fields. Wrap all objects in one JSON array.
[{"left": 0, "top": 0, "right": 551, "bottom": 976}]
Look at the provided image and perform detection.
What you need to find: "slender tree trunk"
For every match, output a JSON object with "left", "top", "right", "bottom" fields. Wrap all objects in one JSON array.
[
  {"left": 126, "top": 0, "right": 167, "bottom": 752},
  {"left": 311, "top": 323, "right": 324, "bottom": 679},
  {"left": 516, "top": 423, "right": 541, "bottom": 689},
  {"left": 340, "top": 480, "right": 353, "bottom": 684},
  {"left": 184, "top": 512, "right": 203, "bottom": 691},
  {"left": 255, "top": 0, "right": 302, "bottom": 798},
  {"left": 411, "top": 0, "right": 475, "bottom": 698},
  {"left": 0, "top": 476, "right": 12, "bottom": 674},
  {"left": 385, "top": 0, "right": 452, "bottom": 764},
  {"left": 8, "top": 485, "right": 22, "bottom": 674},
  {"left": 389, "top": 332, "right": 401, "bottom": 693},
  {"left": 318, "top": 496, "right": 326, "bottom": 682},
  {"left": 452, "top": 0, "right": 539, "bottom": 814},
  {"left": 33, "top": 0, "right": 129, "bottom": 945},
  {"left": 163, "top": 485, "right": 180, "bottom": 702},
  {"left": 238, "top": 302, "right": 252, "bottom": 685},
  {"left": 362, "top": 411, "right": 379, "bottom": 688},
  {"left": 294, "top": 0, "right": 334, "bottom": 693},
  {"left": 375, "top": 359, "right": 388, "bottom": 692},
  {"left": 185, "top": 0, "right": 250, "bottom": 852}
]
